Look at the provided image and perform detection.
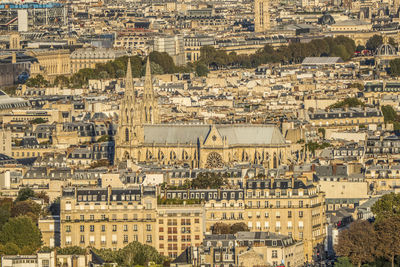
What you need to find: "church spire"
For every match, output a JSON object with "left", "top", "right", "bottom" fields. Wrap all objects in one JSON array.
[
  {"left": 144, "top": 56, "right": 153, "bottom": 97},
  {"left": 125, "top": 58, "right": 134, "bottom": 97}
]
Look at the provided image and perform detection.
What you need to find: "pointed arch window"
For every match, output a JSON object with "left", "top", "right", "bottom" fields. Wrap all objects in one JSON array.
[{"left": 125, "top": 128, "right": 129, "bottom": 142}]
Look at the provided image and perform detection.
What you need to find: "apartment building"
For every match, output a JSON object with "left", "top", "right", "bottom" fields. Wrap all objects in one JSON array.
[
  {"left": 59, "top": 186, "right": 157, "bottom": 250},
  {"left": 156, "top": 205, "right": 205, "bottom": 258},
  {"left": 162, "top": 177, "right": 326, "bottom": 262}
]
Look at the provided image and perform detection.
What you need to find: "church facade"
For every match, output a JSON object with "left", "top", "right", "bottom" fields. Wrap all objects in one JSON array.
[{"left": 115, "top": 58, "right": 290, "bottom": 168}]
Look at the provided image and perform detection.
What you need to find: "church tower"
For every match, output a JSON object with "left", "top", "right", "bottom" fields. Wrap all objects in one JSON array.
[
  {"left": 116, "top": 59, "right": 139, "bottom": 160},
  {"left": 140, "top": 57, "right": 159, "bottom": 124},
  {"left": 115, "top": 57, "right": 160, "bottom": 162},
  {"left": 254, "top": 0, "right": 270, "bottom": 32}
]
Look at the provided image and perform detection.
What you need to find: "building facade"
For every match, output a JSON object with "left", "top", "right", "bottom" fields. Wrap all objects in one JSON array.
[
  {"left": 115, "top": 59, "right": 290, "bottom": 169},
  {"left": 254, "top": 0, "right": 270, "bottom": 32}
]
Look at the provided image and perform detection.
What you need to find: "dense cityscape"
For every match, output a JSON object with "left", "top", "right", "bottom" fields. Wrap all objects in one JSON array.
[{"left": 0, "top": 0, "right": 399, "bottom": 266}]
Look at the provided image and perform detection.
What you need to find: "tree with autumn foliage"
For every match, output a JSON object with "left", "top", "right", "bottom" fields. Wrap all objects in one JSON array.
[
  {"left": 335, "top": 220, "right": 378, "bottom": 267},
  {"left": 374, "top": 216, "right": 400, "bottom": 267}
]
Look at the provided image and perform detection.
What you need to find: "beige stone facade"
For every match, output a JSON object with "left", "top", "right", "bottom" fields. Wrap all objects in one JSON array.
[
  {"left": 28, "top": 50, "right": 71, "bottom": 80},
  {"left": 60, "top": 186, "right": 157, "bottom": 250},
  {"left": 115, "top": 59, "right": 291, "bottom": 169}
]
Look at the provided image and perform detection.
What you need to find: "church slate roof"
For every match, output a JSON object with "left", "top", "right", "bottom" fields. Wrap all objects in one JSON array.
[{"left": 142, "top": 124, "right": 286, "bottom": 145}]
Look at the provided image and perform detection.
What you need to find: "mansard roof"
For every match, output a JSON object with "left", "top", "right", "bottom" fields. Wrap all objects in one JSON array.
[{"left": 143, "top": 124, "right": 286, "bottom": 145}]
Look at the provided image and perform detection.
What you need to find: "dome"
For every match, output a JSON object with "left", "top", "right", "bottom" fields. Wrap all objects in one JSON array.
[
  {"left": 376, "top": 43, "right": 397, "bottom": 56},
  {"left": 318, "top": 14, "right": 335, "bottom": 25}
]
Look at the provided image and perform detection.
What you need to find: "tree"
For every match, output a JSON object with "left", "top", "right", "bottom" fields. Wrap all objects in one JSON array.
[
  {"left": 366, "top": 35, "right": 383, "bottom": 51},
  {"left": 372, "top": 193, "right": 400, "bottom": 222},
  {"left": 56, "top": 246, "right": 86, "bottom": 255},
  {"left": 356, "top": 45, "right": 365, "bottom": 52},
  {"left": 97, "top": 135, "right": 111, "bottom": 142},
  {"left": 335, "top": 220, "right": 377, "bottom": 267},
  {"left": 390, "top": 59, "right": 400, "bottom": 76},
  {"left": 191, "top": 173, "right": 228, "bottom": 189},
  {"left": 0, "top": 216, "right": 42, "bottom": 254},
  {"left": 335, "top": 257, "right": 354, "bottom": 267},
  {"left": 16, "top": 187, "right": 35, "bottom": 202},
  {"left": 54, "top": 75, "right": 69, "bottom": 87},
  {"left": 212, "top": 222, "right": 231, "bottom": 234},
  {"left": 381, "top": 106, "right": 400, "bottom": 130},
  {"left": 149, "top": 52, "right": 176, "bottom": 74},
  {"left": 141, "top": 62, "right": 164, "bottom": 76},
  {"left": 25, "top": 74, "right": 49, "bottom": 87},
  {"left": 11, "top": 200, "right": 42, "bottom": 222},
  {"left": 29, "top": 118, "right": 48, "bottom": 124},
  {"left": 329, "top": 98, "right": 365, "bottom": 109},
  {"left": 0, "top": 242, "right": 20, "bottom": 255},
  {"left": 389, "top": 37, "right": 398, "bottom": 48},
  {"left": 0, "top": 207, "right": 10, "bottom": 230},
  {"left": 93, "top": 242, "right": 166, "bottom": 266},
  {"left": 230, "top": 222, "right": 249, "bottom": 234},
  {"left": 375, "top": 216, "right": 400, "bottom": 267},
  {"left": 35, "top": 191, "right": 49, "bottom": 204},
  {"left": 195, "top": 63, "right": 209, "bottom": 77}
]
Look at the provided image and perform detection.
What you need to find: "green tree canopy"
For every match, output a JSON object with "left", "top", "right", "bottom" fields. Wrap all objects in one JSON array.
[
  {"left": 11, "top": 200, "right": 42, "bottom": 222},
  {"left": 195, "top": 63, "right": 209, "bottom": 77},
  {"left": 372, "top": 193, "right": 400, "bottom": 222},
  {"left": 25, "top": 74, "right": 49, "bottom": 88},
  {"left": 92, "top": 241, "right": 166, "bottom": 266},
  {"left": 16, "top": 187, "right": 35, "bottom": 202},
  {"left": 390, "top": 59, "right": 400, "bottom": 76},
  {"left": 329, "top": 97, "right": 365, "bottom": 109},
  {"left": 190, "top": 172, "right": 228, "bottom": 189},
  {"left": 0, "top": 216, "right": 42, "bottom": 254},
  {"left": 366, "top": 35, "right": 383, "bottom": 51}
]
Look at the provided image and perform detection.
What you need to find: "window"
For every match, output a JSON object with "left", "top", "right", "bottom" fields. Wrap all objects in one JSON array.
[
  {"left": 90, "top": 225, "right": 94, "bottom": 232},
  {"left": 146, "top": 235, "right": 152, "bottom": 242},
  {"left": 123, "top": 225, "right": 128, "bottom": 231},
  {"left": 272, "top": 250, "right": 278, "bottom": 258},
  {"left": 123, "top": 235, "right": 128, "bottom": 243},
  {"left": 299, "top": 201, "right": 303, "bottom": 208},
  {"left": 125, "top": 128, "right": 129, "bottom": 142},
  {"left": 276, "top": 201, "right": 280, "bottom": 208},
  {"left": 133, "top": 235, "right": 138, "bottom": 241},
  {"left": 90, "top": 215, "right": 94, "bottom": 220},
  {"left": 66, "top": 225, "right": 71, "bottom": 232},
  {"left": 112, "top": 225, "right": 117, "bottom": 232},
  {"left": 80, "top": 215, "right": 84, "bottom": 221},
  {"left": 80, "top": 225, "right": 84, "bottom": 232},
  {"left": 146, "top": 224, "right": 152, "bottom": 231},
  {"left": 101, "top": 225, "right": 105, "bottom": 232},
  {"left": 133, "top": 225, "right": 138, "bottom": 231},
  {"left": 80, "top": 235, "right": 85, "bottom": 243},
  {"left": 299, "top": 211, "right": 303, "bottom": 218},
  {"left": 288, "top": 211, "right": 292, "bottom": 218},
  {"left": 42, "top": 260, "right": 49, "bottom": 267}
]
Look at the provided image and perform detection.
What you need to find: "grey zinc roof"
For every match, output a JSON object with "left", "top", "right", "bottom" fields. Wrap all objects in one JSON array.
[
  {"left": 143, "top": 124, "right": 286, "bottom": 145},
  {"left": 302, "top": 57, "right": 344, "bottom": 65}
]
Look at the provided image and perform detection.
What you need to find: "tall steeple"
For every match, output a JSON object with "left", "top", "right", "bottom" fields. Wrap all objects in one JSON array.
[
  {"left": 141, "top": 56, "right": 159, "bottom": 124},
  {"left": 125, "top": 58, "right": 135, "bottom": 100},
  {"left": 144, "top": 56, "right": 154, "bottom": 101}
]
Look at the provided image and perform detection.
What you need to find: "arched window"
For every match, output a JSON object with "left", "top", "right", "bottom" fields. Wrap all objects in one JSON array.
[
  {"left": 125, "top": 128, "right": 129, "bottom": 142},
  {"left": 149, "top": 107, "right": 153, "bottom": 123}
]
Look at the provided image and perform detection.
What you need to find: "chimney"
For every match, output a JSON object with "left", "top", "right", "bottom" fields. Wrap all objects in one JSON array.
[
  {"left": 53, "top": 248, "right": 57, "bottom": 267},
  {"left": 11, "top": 52, "right": 16, "bottom": 64}
]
